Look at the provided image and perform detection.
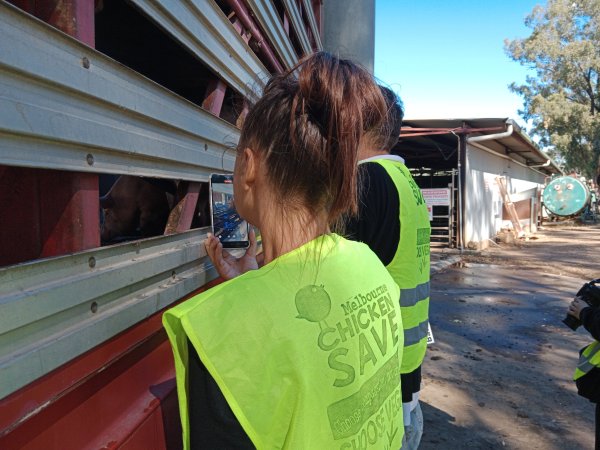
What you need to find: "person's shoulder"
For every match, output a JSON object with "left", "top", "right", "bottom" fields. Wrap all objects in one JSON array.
[
  {"left": 336, "top": 234, "right": 372, "bottom": 251},
  {"left": 335, "top": 235, "right": 399, "bottom": 283},
  {"left": 360, "top": 161, "right": 397, "bottom": 192},
  {"left": 164, "top": 278, "right": 234, "bottom": 320},
  {"left": 335, "top": 235, "right": 389, "bottom": 264},
  {"left": 361, "top": 160, "right": 392, "bottom": 178}
]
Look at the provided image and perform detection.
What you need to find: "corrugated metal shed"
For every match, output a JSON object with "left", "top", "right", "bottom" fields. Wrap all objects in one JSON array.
[{"left": 400, "top": 118, "right": 562, "bottom": 176}]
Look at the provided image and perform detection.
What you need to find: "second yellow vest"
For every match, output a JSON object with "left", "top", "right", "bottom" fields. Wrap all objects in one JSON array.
[{"left": 371, "top": 158, "right": 431, "bottom": 374}]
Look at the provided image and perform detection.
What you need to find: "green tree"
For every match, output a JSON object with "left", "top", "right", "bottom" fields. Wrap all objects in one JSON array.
[{"left": 505, "top": 0, "right": 600, "bottom": 179}]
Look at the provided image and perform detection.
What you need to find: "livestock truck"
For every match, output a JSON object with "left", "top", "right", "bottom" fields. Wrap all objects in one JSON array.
[{"left": 0, "top": 0, "right": 374, "bottom": 447}]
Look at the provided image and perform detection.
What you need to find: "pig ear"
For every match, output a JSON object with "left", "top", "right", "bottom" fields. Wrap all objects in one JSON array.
[{"left": 100, "top": 195, "right": 115, "bottom": 209}]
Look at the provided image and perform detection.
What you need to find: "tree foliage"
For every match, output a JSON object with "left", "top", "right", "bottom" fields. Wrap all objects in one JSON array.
[{"left": 505, "top": 0, "right": 600, "bottom": 179}]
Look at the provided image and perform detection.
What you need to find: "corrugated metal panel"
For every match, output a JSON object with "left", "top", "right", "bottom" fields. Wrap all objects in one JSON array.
[
  {"left": 0, "top": 228, "right": 218, "bottom": 399},
  {"left": 129, "top": 0, "right": 268, "bottom": 98},
  {"left": 302, "top": 0, "right": 323, "bottom": 50},
  {"left": 0, "top": 1, "right": 237, "bottom": 180},
  {"left": 246, "top": 0, "right": 298, "bottom": 69},
  {"left": 281, "top": 0, "right": 312, "bottom": 55}
]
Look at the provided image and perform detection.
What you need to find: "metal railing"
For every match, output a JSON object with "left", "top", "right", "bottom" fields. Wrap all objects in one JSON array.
[
  {"left": 130, "top": 0, "right": 269, "bottom": 98},
  {"left": 0, "top": 0, "right": 238, "bottom": 181},
  {"left": 246, "top": 0, "right": 299, "bottom": 69},
  {"left": 282, "top": 0, "right": 313, "bottom": 55},
  {"left": 0, "top": 228, "right": 217, "bottom": 399}
]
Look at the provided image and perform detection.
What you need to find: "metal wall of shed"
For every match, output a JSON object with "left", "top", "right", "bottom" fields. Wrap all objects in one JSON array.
[{"left": 464, "top": 144, "right": 545, "bottom": 246}]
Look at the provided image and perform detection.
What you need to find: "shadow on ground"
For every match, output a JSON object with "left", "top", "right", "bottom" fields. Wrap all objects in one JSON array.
[
  {"left": 420, "top": 401, "right": 502, "bottom": 450},
  {"left": 420, "top": 224, "right": 599, "bottom": 449}
]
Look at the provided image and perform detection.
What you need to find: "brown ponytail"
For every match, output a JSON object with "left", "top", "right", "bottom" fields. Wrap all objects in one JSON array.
[{"left": 239, "top": 52, "right": 385, "bottom": 225}]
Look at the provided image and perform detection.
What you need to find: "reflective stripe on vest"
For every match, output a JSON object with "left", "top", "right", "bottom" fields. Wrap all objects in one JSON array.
[
  {"left": 400, "top": 281, "right": 430, "bottom": 307},
  {"left": 163, "top": 234, "right": 405, "bottom": 449},
  {"left": 404, "top": 319, "right": 430, "bottom": 347},
  {"left": 372, "top": 159, "right": 431, "bottom": 374},
  {"left": 574, "top": 341, "right": 600, "bottom": 380}
]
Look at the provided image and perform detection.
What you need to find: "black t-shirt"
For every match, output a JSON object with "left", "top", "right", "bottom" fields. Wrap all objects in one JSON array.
[
  {"left": 345, "top": 160, "right": 422, "bottom": 400},
  {"left": 345, "top": 162, "right": 400, "bottom": 265},
  {"left": 187, "top": 339, "right": 253, "bottom": 449}
]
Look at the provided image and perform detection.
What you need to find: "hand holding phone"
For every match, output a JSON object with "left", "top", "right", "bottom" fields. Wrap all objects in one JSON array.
[
  {"left": 205, "top": 228, "right": 258, "bottom": 280},
  {"left": 209, "top": 174, "right": 249, "bottom": 248}
]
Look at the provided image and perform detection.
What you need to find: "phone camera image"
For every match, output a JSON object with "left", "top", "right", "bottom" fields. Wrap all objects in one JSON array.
[{"left": 210, "top": 174, "right": 249, "bottom": 248}]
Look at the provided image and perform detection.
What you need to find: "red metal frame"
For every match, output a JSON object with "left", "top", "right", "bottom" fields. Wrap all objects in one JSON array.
[
  {"left": 283, "top": 11, "right": 290, "bottom": 35},
  {"left": 8, "top": 0, "right": 95, "bottom": 46},
  {"left": 311, "top": 0, "right": 322, "bottom": 39},
  {"left": 38, "top": 170, "right": 100, "bottom": 258},
  {"left": 231, "top": 17, "right": 251, "bottom": 44},
  {"left": 164, "top": 182, "right": 202, "bottom": 234},
  {"left": 230, "top": 15, "right": 252, "bottom": 128},
  {"left": 226, "top": 0, "right": 284, "bottom": 73},
  {"left": 0, "top": 169, "right": 101, "bottom": 265},
  {"left": 1, "top": 0, "right": 99, "bottom": 268},
  {"left": 202, "top": 78, "right": 228, "bottom": 116}
]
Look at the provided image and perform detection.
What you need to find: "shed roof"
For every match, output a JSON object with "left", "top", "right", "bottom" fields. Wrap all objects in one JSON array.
[{"left": 398, "top": 118, "right": 562, "bottom": 176}]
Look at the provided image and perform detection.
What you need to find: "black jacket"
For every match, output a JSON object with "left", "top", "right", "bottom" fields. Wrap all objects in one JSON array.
[{"left": 581, "top": 306, "right": 600, "bottom": 341}]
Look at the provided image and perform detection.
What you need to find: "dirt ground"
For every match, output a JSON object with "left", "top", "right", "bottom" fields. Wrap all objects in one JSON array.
[{"left": 421, "top": 222, "right": 600, "bottom": 450}]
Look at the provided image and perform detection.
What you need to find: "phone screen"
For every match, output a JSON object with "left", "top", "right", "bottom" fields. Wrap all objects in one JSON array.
[{"left": 209, "top": 174, "right": 249, "bottom": 248}]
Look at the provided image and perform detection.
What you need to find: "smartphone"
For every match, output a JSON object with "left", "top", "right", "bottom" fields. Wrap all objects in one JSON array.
[{"left": 209, "top": 173, "right": 249, "bottom": 248}]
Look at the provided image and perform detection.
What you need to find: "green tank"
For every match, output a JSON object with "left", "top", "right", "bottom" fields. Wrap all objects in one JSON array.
[{"left": 543, "top": 176, "right": 590, "bottom": 216}]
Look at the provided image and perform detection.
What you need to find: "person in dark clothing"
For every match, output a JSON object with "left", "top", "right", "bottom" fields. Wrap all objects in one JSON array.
[
  {"left": 571, "top": 298, "right": 600, "bottom": 339},
  {"left": 346, "top": 86, "right": 429, "bottom": 449},
  {"left": 568, "top": 296, "right": 600, "bottom": 450}
]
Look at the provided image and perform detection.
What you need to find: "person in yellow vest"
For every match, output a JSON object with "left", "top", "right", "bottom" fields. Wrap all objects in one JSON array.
[
  {"left": 163, "top": 52, "right": 406, "bottom": 449},
  {"left": 346, "top": 86, "right": 430, "bottom": 450},
  {"left": 568, "top": 295, "right": 600, "bottom": 449}
]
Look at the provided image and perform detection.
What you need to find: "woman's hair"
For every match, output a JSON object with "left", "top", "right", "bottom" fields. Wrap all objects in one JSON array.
[
  {"left": 238, "top": 52, "right": 386, "bottom": 226},
  {"left": 376, "top": 86, "right": 404, "bottom": 152}
]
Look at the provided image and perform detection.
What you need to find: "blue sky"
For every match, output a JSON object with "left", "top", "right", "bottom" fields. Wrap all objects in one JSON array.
[{"left": 374, "top": 0, "right": 543, "bottom": 125}]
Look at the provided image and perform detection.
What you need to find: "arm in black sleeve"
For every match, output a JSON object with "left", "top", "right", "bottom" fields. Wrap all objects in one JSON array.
[
  {"left": 580, "top": 306, "right": 600, "bottom": 342},
  {"left": 345, "top": 162, "right": 400, "bottom": 266},
  {"left": 188, "top": 339, "right": 253, "bottom": 449}
]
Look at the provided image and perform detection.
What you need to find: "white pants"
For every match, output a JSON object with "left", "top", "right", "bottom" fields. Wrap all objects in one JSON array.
[{"left": 401, "top": 401, "right": 423, "bottom": 450}]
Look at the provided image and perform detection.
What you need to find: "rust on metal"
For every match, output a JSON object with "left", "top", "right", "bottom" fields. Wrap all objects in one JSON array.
[
  {"left": 202, "top": 78, "right": 228, "bottom": 116},
  {"left": 164, "top": 182, "right": 202, "bottom": 234},
  {"left": 10, "top": 0, "right": 95, "bottom": 46},
  {"left": 231, "top": 16, "right": 251, "bottom": 44}
]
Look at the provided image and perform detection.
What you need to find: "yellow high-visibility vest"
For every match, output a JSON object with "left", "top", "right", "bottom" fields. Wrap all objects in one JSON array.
[
  {"left": 163, "top": 234, "right": 405, "bottom": 449},
  {"left": 574, "top": 340, "right": 600, "bottom": 380},
  {"left": 371, "top": 159, "right": 431, "bottom": 374}
]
